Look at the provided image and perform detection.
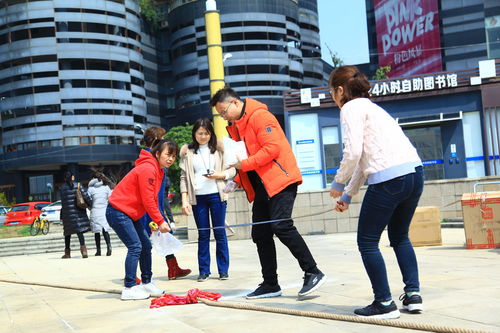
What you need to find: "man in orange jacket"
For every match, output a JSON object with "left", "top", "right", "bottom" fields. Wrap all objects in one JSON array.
[{"left": 210, "top": 88, "right": 326, "bottom": 299}]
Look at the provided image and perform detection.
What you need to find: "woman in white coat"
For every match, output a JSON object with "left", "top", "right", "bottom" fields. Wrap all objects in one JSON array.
[{"left": 88, "top": 173, "right": 113, "bottom": 256}]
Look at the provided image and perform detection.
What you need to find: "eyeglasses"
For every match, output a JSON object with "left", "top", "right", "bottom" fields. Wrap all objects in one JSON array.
[{"left": 221, "top": 101, "right": 233, "bottom": 115}]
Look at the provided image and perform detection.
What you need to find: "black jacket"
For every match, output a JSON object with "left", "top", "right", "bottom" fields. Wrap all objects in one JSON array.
[{"left": 59, "top": 182, "right": 91, "bottom": 236}]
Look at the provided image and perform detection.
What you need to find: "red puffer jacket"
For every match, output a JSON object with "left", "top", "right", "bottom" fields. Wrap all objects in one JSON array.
[
  {"left": 108, "top": 150, "right": 165, "bottom": 225},
  {"left": 227, "top": 98, "right": 302, "bottom": 202}
]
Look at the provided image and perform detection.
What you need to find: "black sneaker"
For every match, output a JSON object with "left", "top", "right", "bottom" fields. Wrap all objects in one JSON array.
[
  {"left": 399, "top": 293, "right": 423, "bottom": 313},
  {"left": 197, "top": 274, "right": 209, "bottom": 282},
  {"left": 246, "top": 283, "right": 282, "bottom": 299},
  {"left": 219, "top": 273, "right": 229, "bottom": 280},
  {"left": 298, "top": 271, "right": 326, "bottom": 297},
  {"left": 354, "top": 301, "right": 400, "bottom": 319}
]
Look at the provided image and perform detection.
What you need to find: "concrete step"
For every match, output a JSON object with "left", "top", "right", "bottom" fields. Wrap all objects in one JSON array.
[
  {"left": 441, "top": 222, "right": 464, "bottom": 228},
  {"left": 0, "top": 225, "right": 188, "bottom": 257}
]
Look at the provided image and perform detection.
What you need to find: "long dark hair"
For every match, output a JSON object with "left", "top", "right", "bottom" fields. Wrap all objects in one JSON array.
[
  {"left": 329, "top": 65, "right": 371, "bottom": 106},
  {"left": 188, "top": 118, "right": 217, "bottom": 154},
  {"left": 64, "top": 171, "right": 74, "bottom": 189}
]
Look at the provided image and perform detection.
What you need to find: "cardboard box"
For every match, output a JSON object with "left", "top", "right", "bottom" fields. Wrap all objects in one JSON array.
[
  {"left": 409, "top": 206, "right": 442, "bottom": 247},
  {"left": 461, "top": 191, "right": 500, "bottom": 249}
]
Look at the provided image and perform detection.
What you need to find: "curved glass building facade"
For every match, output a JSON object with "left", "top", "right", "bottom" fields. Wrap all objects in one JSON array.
[
  {"left": 158, "top": 0, "right": 325, "bottom": 125},
  {"left": 0, "top": 0, "right": 154, "bottom": 201}
]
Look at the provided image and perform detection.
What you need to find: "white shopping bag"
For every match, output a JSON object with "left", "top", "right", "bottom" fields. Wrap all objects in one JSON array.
[
  {"left": 223, "top": 136, "right": 248, "bottom": 167},
  {"left": 150, "top": 231, "right": 183, "bottom": 256}
]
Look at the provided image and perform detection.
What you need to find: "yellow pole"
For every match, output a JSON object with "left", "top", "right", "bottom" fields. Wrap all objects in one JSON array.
[{"left": 204, "top": 0, "right": 228, "bottom": 138}]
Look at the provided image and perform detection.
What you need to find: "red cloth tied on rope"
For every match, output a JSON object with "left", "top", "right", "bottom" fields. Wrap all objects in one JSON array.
[{"left": 150, "top": 288, "right": 221, "bottom": 308}]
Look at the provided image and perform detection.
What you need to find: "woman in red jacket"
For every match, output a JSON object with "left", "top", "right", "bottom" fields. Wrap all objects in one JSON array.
[{"left": 106, "top": 139, "right": 175, "bottom": 300}]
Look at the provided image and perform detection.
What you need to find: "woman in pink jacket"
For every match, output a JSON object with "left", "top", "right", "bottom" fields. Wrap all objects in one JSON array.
[{"left": 329, "top": 66, "right": 423, "bottom": 319}]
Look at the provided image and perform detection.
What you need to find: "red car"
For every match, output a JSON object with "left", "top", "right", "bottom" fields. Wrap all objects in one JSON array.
[{"left": 4, "top": 201, "right": 51, "bottom": 226}]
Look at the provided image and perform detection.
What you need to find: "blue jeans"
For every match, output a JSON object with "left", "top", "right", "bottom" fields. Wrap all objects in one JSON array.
[
  {"left": 192, "top": 193, "right": 229, "bottom": 275},
  {"left": 357, "top": 166, "right": 424, "bottom": 301},
  {"left": 106, "top": 204, "right": 152, "bottom": 288}
]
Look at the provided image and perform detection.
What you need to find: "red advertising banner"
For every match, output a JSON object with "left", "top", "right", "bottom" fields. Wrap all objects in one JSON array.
[{"left": 374, "top": 0, "right": 442, "bottom": 78}]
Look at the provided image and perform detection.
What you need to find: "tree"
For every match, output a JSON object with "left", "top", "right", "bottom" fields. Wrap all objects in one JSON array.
[
  {"left": 325, "top": 43, "right": 344, "bottom": 68},
  {"left": 164, "top": 123, "right": 194, "bottom": 194},
  {"left": 0, "top": 192, "right": 15, "bottom": 206},
  {"left": 138, "top": 0, "right": 161, "bottom": 28},
  {"left": 372, "top": 65, "right": 391, "bottom": 80}
]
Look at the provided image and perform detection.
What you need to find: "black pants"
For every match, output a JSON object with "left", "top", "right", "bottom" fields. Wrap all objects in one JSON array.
[
  {"left": 251, "top": 183, "right": 317, "bottom": 285},
  {"left": 64, "top": 232, "right": 85, "bottom": 249}
]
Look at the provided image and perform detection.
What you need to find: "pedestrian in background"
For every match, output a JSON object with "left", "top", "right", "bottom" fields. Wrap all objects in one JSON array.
[
  {"left": 87, "top": 172, "right": 113, "bottom": 256},
  {"left": 328, "top": 65, "right": 424, "bottom": 318},
  {"left": 211, "top": 88, "right": 326, "bottom": 299},
  {"left": 180, "top": 118, "right": 236, "bottom": 282},
  {"left": 106, "top": 139, "right": 175, "bottom": 300},
  {"left": 163, "top": 174, "right": 176, "bottom": 231},
  {"left": 59, "top": 171, "right": 92, "bottom": 259},
  {"left": 139, "top": 126, "right": 191, "bottom": 280}
]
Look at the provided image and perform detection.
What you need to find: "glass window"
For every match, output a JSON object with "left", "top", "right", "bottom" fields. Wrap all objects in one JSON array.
[
  {"left": 110, "top": 60, "right": 129, "bottom": 73},
  {"left": 51, "top": 139, "right": 63, "bottom": 147},
  {"left": 80, "top": 136, "right": 94, "bottom": 144},
  {"left": 64, "top": 137, "right": 80, "bottom": 146},
  {"left": 88, "top": 80, "right": 111, "bottom": 88},
  {"left": 95, "top": 136, "right": 108, "bottom": 144},
  {"left": 222, "top": 33, "right": 243, "bottom": 42},
  {"left": 29, "top": 175, "right": 53, "bottom": 196},
  {"left": 67, "top": 22, "right": 82, "bottom": 31},
  {"left": 30, "top": 27, "right": 55, "bottom": 39},
  {"left": 244, "top": 31, "right": 267, "bottom": 40},
  {"left": 34, "top": 85, "right": 59, "bottom": 93},
  {"left": 59, "top": 59, "right": 85, "bottom": 70},
  {"left": 10, "top": 29, "right": 29, "bottom": 42},
  {"left": 322, "top": 126, "right": 341, "bottom": 184},
  {"left": 85, "top": 22, "right": 107, "bottom": 34},
  {"left": 11, "top": 205, "right": 29, "bottom": 212},
  {"left": 0, "top": 33, "right": 8, "bottom": 45},
  {"left": 485, "top": 16, "right": 500, "bottom": 58},
  {"left": 404, "top": 126, "right": 444, "bottom": 180},
  {"left": 86, "top": 59, "right": 110, "bottom": 71},
  {"left": 120, "top": 137, "right": 133, "bottom": 144}
]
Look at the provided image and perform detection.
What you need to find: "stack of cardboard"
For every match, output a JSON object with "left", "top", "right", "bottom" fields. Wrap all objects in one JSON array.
[
  {"left": 409, "top": 206, "right": 442, "bottom": 247},
  {"left": 461, "top": 191, "right": 500, "bottom": 249}
]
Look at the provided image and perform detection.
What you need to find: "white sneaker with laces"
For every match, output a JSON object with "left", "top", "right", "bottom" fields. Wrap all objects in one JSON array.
[
  {"left": 121, "top": 285, "right": 150, "bottom": 300},
  {"left": 141, "top": 281, "right": 165, "bottom": 295}
]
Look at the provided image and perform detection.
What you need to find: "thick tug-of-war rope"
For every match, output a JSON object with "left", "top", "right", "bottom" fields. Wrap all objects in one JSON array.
[
  {"left": 0, "top": 279, "right": 492, "bottom": 333},
  {"left": 150, "top": 289, "right": 221, "bottom": 308},
  {"left": 198, "top": 298, "right": 493, "bottom": 333}
]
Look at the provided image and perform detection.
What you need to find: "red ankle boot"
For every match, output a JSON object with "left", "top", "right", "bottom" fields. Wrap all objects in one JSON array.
[{"left": 166, "top": 257, "right": 191, "bottom": 280}]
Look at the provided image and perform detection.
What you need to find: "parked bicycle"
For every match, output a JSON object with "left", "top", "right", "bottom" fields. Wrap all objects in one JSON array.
[{"left": 30, "top": 216, "right": 50, "bottom": 236}]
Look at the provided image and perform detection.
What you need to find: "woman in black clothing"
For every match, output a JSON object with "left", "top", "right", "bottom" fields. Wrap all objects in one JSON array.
[{"left": 59, "top": 171, "right": 92, "bottom": 258}]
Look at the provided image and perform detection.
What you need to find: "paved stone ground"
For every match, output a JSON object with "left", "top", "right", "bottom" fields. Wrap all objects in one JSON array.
[{"left": 0, "top": 228, "right": 499, "bottom": 333}]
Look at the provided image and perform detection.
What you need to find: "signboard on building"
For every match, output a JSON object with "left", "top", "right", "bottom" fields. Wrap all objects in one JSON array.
[
  {"left": 374, "top": 0, "right": 443, "bottom": 78},
  {"left": 371, "top": 73, "right": 458, "bottom": 96}
]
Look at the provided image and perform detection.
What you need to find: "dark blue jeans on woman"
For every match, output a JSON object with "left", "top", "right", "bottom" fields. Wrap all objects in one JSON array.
[
  {"left": 192, "top": 193, "right": 229, "bottom": 275},
  {"left": 357, "top": 166, "right": 424, "bottom": 302},
  {"left": 106, "top": 204, "right": 152, "bottom": 288}
]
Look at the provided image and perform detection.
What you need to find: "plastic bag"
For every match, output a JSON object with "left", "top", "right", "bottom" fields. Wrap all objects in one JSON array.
[
  {"left": 223, "top": 180, "right": 238, "bottom": 193},
  {"left": 223, "top": 136, "right": 248, "bottom": 167},
  {"left": 150, "top": 230, "right": 183, "bottom": 256}
]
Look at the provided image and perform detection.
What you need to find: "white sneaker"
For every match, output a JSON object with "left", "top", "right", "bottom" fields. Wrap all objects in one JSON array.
[
  {"left": 141, "top": 281, "right": 165, "bottom": 295},
  {"left": 121, "top": 285, "right": 150, "bottom": 300}
]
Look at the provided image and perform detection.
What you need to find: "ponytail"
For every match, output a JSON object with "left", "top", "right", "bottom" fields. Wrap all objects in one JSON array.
[{"left": 329, "top": 65, "right": 371, "bottom": 105}]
